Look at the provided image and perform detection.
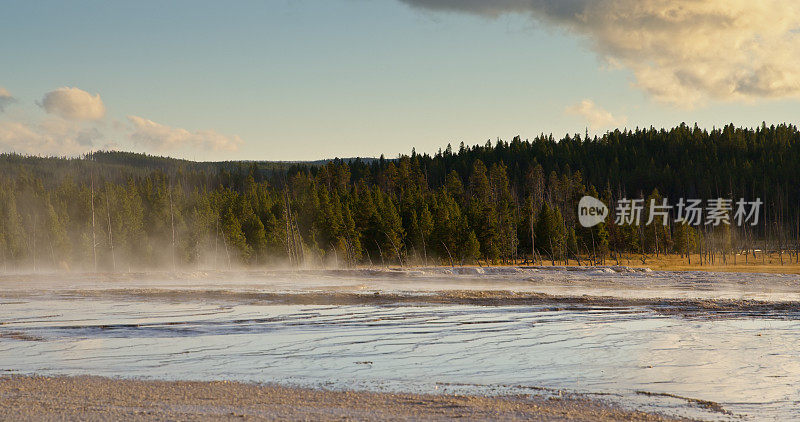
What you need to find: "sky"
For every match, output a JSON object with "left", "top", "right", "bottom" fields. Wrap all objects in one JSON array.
[{"left": 1, "top": 0, "right": 800, "bottom": 161}]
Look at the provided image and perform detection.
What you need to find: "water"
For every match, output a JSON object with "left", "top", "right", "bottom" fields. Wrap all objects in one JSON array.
[{"left": 1, "top": 268, "right": 799, "bottom": 420}]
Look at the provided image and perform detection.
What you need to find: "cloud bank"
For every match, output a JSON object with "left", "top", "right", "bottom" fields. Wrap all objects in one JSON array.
[
  {"left": 0, "top": 119, "right": 106, "bottom": 156},
  {"left": 40, "top": 87, "right": 106, "bottom": 120},
  {"left": 400, "top": 0, "right": 800, "bottom": 106},
  {"left": 127, "top": 115, "right": 243, "bottom": 152},
  {"left": 0, "top": 85, "right": 244, "bottom": 156},
  {"left": 566, "top": 99, "right": 626, "bottom": 129},
  {"left": 0, "top": 87, "right": 15, "bottom": 112}
]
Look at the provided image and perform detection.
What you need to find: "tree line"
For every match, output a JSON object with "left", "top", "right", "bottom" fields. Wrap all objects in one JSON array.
[{"left": 1, "top": 122, "right": 799, "bottom": 271}]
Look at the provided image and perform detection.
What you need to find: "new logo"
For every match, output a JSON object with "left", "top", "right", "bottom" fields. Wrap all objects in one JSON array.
[{"left": 578, "top": 196, "right": 608, "bottom": 227}]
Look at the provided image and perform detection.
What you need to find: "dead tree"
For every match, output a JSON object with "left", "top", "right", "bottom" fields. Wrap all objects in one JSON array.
[
  {"left": 31, "top": 216, "right": 36, "bottom": 272},
  {"left": 91, "top": 175, "right": 97, "bottom": 272},
  {"left": 282, "top": 189, "right": 303, "bottom": 267},
  {"left": 374, "top": 240, "right": 385, "bottom": 268},
  {"left": 440, "top": 241, "right": 455, "bottom": 268},
  {"left": 169, "top": 185, "right": 176, "bottom": 271},
  {"left": 384, "top": 231, "right": 403, "bottom": 267},
  {"left": 105, "top": 188, "right": 116, "bottom": 272}
]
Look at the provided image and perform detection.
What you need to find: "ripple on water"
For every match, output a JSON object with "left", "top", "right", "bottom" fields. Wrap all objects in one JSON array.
[{"left": 2, "top": 269, "right": 800, "bottom": 421}]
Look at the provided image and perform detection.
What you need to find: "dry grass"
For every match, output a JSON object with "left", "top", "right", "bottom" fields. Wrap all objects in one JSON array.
[{"left": 527, "top": 252, "right": 800, "bottom": 274}]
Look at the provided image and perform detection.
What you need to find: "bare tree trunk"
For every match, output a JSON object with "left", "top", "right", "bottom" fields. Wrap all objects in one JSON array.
[
  {"left": 284, "top": 191, "right": 293, "bottom": 266},
  {"left": 365, "top": 246, "right": 374, "bottom": 267},
  {"left": 639, "top": 225, "right": 647, "bottom": 265},
  {"left": 291, "top": 218, "right": 304, "bottom": 265},
  {"left": 219, "top": 217, "right": 231, "bottom": 270},
  {"left": 653, "top": 223, "right": 659, "bottom": 258},
  {"left": 530, "top": 205, "right": 536, "bottom": 265},
  {"left": 374, "top": 240, "right": 385, "bottom": 268},
  {"left": 169, "top": 186, "right": 176, "bottom": 271},
  {"left": 763, "top": 217, "right": 767, "bottom": 265},
  {"left": 105, "top": 189, "right": 116, "bottom": 272},
  {"left": 32, "top": 216, "right": 36, "bottom": 272},
  {"left": 743, "top": 227, "right": 748, "bottom": 264},
  {"left": 440, "top": 241, "right": 455, "bottom": 268},
  {"left": 282, "top": 188, "right": 303, "bottom": 267},
  {"left": 685, "top": 225, "right": 690, "bottom": 265},
  {"left": 421, "top": 237, "right": 427, "bottom": 266},
  {"left": 385, "top": 232, "right": 403, "bottom": 267},
  {"left": 699, "top": 228, "right": 704, "bottom": 266},
  {"left": 91, "top": 175, "right": 97, "bottom": 272},
  {"left": 214, "top": 216, "right": 220, "bottom": 270}
]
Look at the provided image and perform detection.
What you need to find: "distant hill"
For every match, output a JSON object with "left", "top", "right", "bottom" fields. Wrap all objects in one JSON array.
[{"left": 0, "top": 150, "right": 383, "bottom": 187}]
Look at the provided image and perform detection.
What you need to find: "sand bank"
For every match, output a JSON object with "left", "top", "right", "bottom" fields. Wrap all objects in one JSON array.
[{"left": 0, "top": 375, "right": 682, "bottom": 421}]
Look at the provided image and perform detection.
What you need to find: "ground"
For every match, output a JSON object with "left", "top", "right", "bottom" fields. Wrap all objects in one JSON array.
[{"left": 0, "top": 375, "right": 685, "bottom": 421}]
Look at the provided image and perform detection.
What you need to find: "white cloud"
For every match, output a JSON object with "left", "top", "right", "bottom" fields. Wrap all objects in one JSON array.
[
  {"left": 400, "top": 0, "right": 800, "bottom": 106},
  {"left": 40, "top": 87, "right": 106, "bottom": 120},
  {"left": 0, "top": 87, "right": 15, "bottom": 112},
  {"left": 0, "top": 87, "right": 241, "bottom": 157},
  {"left": 127, "top": 115, "right": 243, "bottom": 152},
  {"left": 0, "top": 118, "right": 103, "bottom": 156},
  {"left": 565, "top": 99, "right": 626, "bottom": 129}
]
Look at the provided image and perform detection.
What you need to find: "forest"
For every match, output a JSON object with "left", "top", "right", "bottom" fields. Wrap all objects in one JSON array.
[{"left": 1, "top": 122, "right": 799, "bottom": 271}]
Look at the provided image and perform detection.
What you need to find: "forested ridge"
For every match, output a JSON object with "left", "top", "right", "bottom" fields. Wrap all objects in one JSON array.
[{"left": 1, "top": 122, "right": 799, "bottom": 271}]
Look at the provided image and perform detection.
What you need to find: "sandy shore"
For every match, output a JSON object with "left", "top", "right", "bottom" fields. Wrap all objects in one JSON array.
[{"left": 0, "top": 375, "right": 684, "bottom": 421}]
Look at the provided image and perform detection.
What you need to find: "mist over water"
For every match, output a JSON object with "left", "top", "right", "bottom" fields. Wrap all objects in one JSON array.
[{"left": 2, "top": 267, "right": 799, "bottom": 420}]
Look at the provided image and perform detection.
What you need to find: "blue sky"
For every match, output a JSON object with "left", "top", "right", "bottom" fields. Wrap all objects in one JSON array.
[{"left": 1, "top": 0, "right": 799, "bottom": 160}]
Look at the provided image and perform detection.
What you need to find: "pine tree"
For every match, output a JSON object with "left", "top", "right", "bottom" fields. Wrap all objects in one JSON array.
[
  {"left": 418, "top": 204, "right": 433, "bottom": 265},
  {"left": 535, "top": 202, "right": 565, "bottom": 260},
  {"left": 221, "top": 207, "right": 251, "bottom": 262}
]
